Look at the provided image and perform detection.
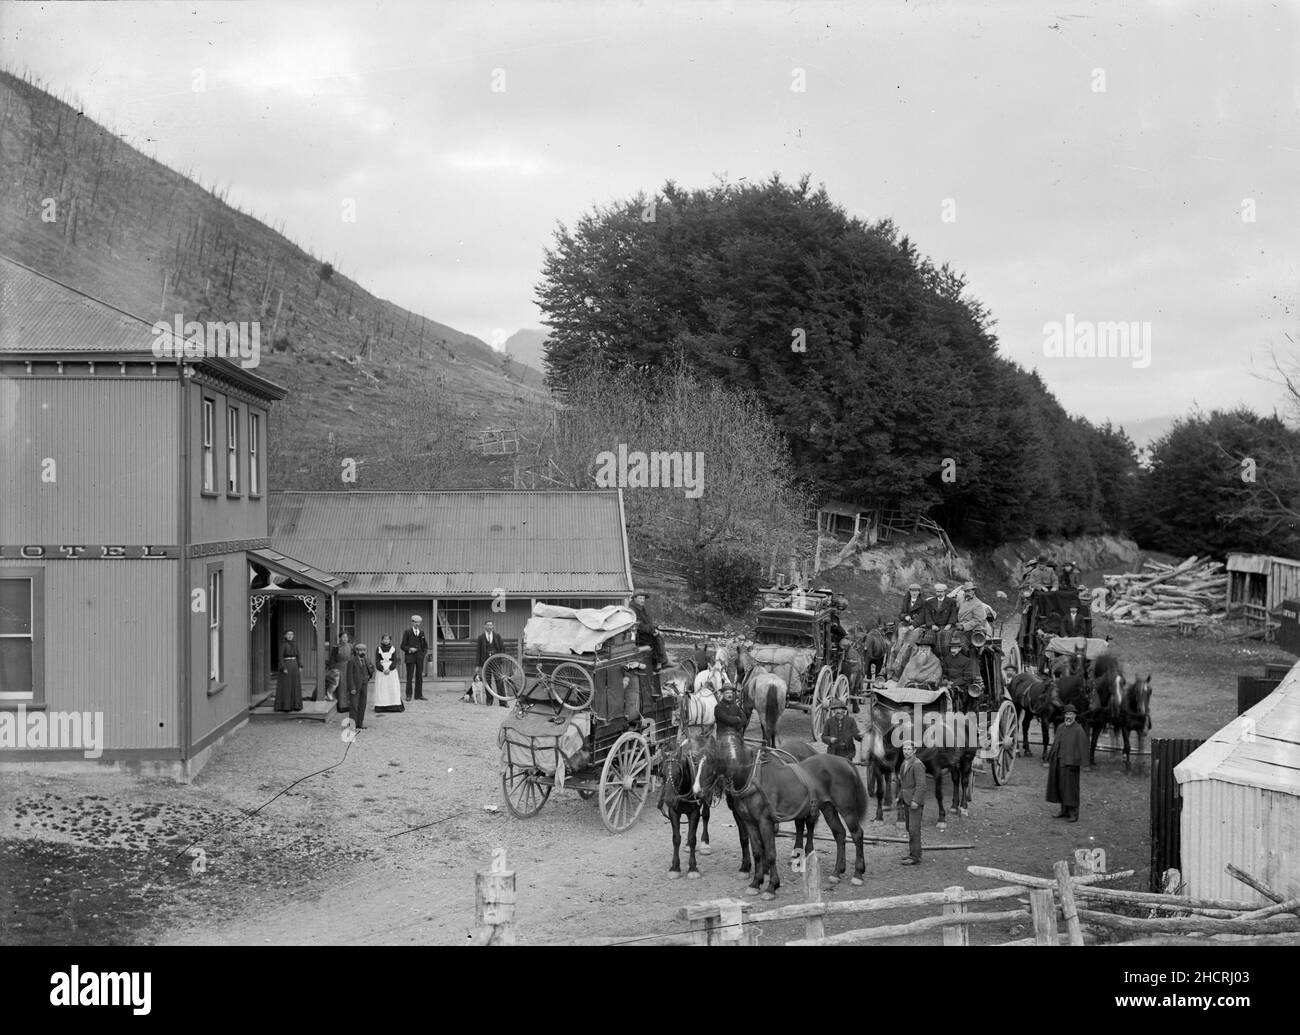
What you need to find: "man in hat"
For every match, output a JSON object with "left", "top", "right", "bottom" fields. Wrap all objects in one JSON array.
[
  {"left": 890, "top": 583, "right": 928, "bottom": 678},
  {"left": 898, "top": 739, "right": 926, "bottom": 864},
  {"left": 820, "top": 697, "right": 861, "bottom": 760},
  {"left": 400, "top": 615, "right": 429, "bottom": 701},
  {"left": 922, "top": 582, "right": 956, "bottom": 655},
  {"left": 1061, "top": 603, "right": 1088, "bottom": 638},
  {"left": 1046, "top": 704, "right": 1088, "bottom": 821},
  {"left": 900, "top": 638, "right": 942, "bottom": 686},
  {"left": 631, "top": 591, "right": 668, "bottom": 671},
  {"left": 345, "top": 641, "right": 374, "bottom": 731},
  {"left": 713, "top": 685, "right": 748, "bottom": 737},
  {"left": 955, "top": 582, "right": 994, "bottom": 645},
  {"left": 940, "top": 639, "right": 982, "bottom": 695},
  {"left": 1058, "top": 561, "right": 1080, "bottom": 590}
]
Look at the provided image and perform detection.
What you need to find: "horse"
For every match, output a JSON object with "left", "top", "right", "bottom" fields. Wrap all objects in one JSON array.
[
  {"left": 1115, "top": 673, "right": 1153, "bottom": 771},
  {"left": 1009, "top": 670, "right": 1057, "bottom": 759},
  {"left": 736, "top": 644, "right": 788, "bottom": 748},
  {"left": 658, "top": 732, "right": 713, "bottom": 879},
  {"left": 860, "top": 687, "right": 972, "bottom": 828},
  {"left": 835, "top": 637, "right": 866, "bottom": 713},
  {"left": 860, "top": 618, "right": 893, "bottom": 681},
  {"left": 1050, "top": 641, "right": 1089, "bottom": 681},
  {"left": 944, "top": 680, "right": 986, "bottom": 817},
  {"left": 694, "top": 732, "right": 867, "bottom": 898},
  {"left": 1084, "top": 652, "right": 1124, "bottom": 766}
]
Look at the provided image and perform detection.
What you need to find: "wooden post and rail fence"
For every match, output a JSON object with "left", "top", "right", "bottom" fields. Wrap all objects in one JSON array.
[{"left": 472, "top": 846, "right": 1300, "bottom": 946}]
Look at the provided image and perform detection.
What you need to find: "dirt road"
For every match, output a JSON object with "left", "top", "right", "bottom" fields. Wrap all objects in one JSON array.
[{"left": 1, "top": 619, "right": 1292, "bottom": 946}]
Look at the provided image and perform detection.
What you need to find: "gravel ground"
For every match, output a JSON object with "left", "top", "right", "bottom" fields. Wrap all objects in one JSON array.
[{"left": 2, "top": 603, "right": 1294, "bottom": 946}]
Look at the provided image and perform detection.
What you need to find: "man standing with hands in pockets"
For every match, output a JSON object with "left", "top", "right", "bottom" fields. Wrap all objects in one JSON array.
[
  {"left": 898, "top": 739, "right": 926, "bottom": 865},
  {"left": 400, "top": 614, "right": 429, "bottom": 701}
]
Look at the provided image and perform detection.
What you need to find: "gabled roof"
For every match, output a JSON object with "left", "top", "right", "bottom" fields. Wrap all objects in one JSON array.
[
  {"left": 1175, "top": 661, "right": 1300, "bottom": 799},
  {"left": 268, "top": 490, "right": 633, "bottom": 597}
]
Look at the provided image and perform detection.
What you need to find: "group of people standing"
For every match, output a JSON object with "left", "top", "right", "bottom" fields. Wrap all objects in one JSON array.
[{"left": 273, "top": 615, "right": 435, "bottom": 733}]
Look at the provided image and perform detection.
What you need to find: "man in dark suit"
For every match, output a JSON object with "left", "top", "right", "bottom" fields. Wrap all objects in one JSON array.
[
  {"left": 400, "top": 614, "right": 429, "bottom": 701},
  {"left": 474, "top": 619, "right": 507, "bottom": 707},
  {"left": 922, "top": 582, "right": 957, "bottom": 655},
  {"left": 631, "top": 591, "right": 668, "bottom": 671},
  {"left": 1061, "top": 604, "right": 1088, "bottom": 638}
]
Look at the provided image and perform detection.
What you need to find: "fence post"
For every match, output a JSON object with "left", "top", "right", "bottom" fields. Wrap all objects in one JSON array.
[
  {"left": 1054, "top": 860, "right": 1085, "bottom": 946},
  {"left": 942, "top": 885, "right": 969, "bottom": 946},
  {"left": 803, "top": 848, "right": 825, "bottom": 942},
  {"left": 1073, "top": 848, "right": 1106, "bottom": 877},
  {"left": 1029, "top": 888, "right": 1057, "bottom": 945},
  {"left": 475, "top": 847, "right": 516, "bottom": 945}
]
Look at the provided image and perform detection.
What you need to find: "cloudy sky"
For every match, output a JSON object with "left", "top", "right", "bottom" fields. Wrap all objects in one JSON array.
[{"left": 2, "top": 0, "right": 1296, "bottom": 427}]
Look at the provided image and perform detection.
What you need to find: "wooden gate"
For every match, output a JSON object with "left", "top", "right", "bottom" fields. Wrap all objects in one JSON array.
[{"left": 1148, "top": 738, "right": 1204, "bottom": 892}]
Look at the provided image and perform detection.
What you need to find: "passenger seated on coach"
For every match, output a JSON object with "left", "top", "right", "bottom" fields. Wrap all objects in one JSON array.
[
  {"left": 899, "top": 636, "right": 943, "bottom": 687},
  {"left": 939, "top": 640, "right": 984, "bottom": 699},
  {"left": 896, "top": 582, "right": 926, "bottom": 651}
]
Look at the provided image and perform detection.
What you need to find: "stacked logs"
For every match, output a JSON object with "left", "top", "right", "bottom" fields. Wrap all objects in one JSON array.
[{"left": 1101, "top": 555, "right": 1227, "bottom": 627}]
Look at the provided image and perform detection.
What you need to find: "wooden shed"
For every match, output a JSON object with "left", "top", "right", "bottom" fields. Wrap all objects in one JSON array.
[{"left": 1226, "top": 553, "right": 1300, "bottom": 639}]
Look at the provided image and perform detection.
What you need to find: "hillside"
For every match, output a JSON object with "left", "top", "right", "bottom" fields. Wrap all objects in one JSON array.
[{"left": 0, "top": 69, "right": 549, "bottom": 487}]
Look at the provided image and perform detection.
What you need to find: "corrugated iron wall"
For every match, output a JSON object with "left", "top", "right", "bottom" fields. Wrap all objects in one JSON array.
[
  {"left": 1149, "top": 738, "right": 1204, "bottom": 891},
  {"left": 188, "top": 551, "right": 255, "bottom": 747},
  {"left": 1180, "top": 781, "right": 1300, "bottom": 903},
  {"left": 189, "top": 385, "right": 271, "bottom": 545},
  {"left": 0, "top": 558, "right": 178, "bottom": 751},
  {"left": 0, "top": 377, "right": 176, "bottom": 541}
]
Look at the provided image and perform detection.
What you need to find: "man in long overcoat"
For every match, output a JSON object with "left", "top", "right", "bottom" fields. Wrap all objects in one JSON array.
[
  {"left": 820, "top": 697, "right": 861, "bottom": 759},
  {"left": 898, "top": 740, "right": 926, "bottom": 865},
  {"left": 1046, "top": 704, "right": 1088, "bottom": 821}
]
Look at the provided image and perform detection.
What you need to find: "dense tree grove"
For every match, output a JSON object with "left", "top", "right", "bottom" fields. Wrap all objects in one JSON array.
[{"left": 537, "top": 176, "right": 1143, "bottom": 544}]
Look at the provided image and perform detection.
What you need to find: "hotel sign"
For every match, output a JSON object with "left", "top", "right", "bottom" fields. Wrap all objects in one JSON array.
[{"left": 0, "top": 545, "right": 181, "bottom": 559}]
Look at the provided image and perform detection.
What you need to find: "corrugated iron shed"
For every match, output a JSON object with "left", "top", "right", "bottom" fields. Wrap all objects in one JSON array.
[{"left": 268, "top": 490, "right": 633, "bottom": 597}]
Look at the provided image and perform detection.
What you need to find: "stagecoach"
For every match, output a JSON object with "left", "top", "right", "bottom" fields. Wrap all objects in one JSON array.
[
  {"left": 1012, "top": 587, "right": 1095, "bottom": 675},
  {"left": 744, "top": 587, "right": 854, "bottom": 735},
  {"left": 484, "top": 605, "right": 679, "bottom": 833}
]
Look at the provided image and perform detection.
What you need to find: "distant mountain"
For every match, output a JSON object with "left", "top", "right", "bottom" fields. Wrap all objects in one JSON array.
[
  {"left": 504, "top": 328, "right": 550, "bottom": 376},
  {"left": 1122, "top": 415, "right": 1179, "bottom": 450}
]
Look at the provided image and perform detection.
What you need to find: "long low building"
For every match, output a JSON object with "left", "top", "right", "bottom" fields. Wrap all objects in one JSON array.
[{"left": 267, "top": 490, "right": 635, "bottom": 681}]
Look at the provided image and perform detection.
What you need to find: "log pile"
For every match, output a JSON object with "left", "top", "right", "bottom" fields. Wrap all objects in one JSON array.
[{"left": 1101, "top": 556, "right": 1227, "bottom": 627}]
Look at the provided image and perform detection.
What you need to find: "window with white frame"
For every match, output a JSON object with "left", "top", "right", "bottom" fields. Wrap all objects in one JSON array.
[
  {"left": 0, "top": 574, "right": 40, "bottom": 703},
  {"left": 438, "top": 601, "right": 471, "bottom": 640},
  {"left": 248, "top": 412, "right": 261, "bottom": 495},
  {"left": 208, "top": 568, "right": 223, "bottom": 682},
  {"left": 202, "top": 399, "right": 216, "bottom": 492},
  {"left": 227, "top": 405, "right": 240, "bottom": 494}
]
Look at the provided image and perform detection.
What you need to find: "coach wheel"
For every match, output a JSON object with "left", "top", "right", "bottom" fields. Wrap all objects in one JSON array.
[
  {"left": 502, "top": 768, "right": 551, "bottom": 818},
  {"left": 548, "top": 661, "right": 596, "bottom": 711},
  {"left": 991, "top": 700, "right": 1018, "bottom": 786},
  {"left": 1005, "top": 641, "right": 1023, "bottom": 675},
  {"left": 810, "top": 665, "right": 834, "bottom": 741},
  {"left": 600, "top": 732, "right": 651, "bottom": 833},
  {"left": 483, "top": 653, "right": 525, "bottom": 701}
]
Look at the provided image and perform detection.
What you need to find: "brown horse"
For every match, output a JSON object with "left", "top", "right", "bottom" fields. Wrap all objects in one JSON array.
[
  {"left": 1115, "top": 673, "right": 1153, "bottom": 771},
  {"left": 658, "top": 733, "right": 713, "bottom": 879},
  {"left": 694, "top": 733, "right": 866, "bottom": 898},
  {"left": 860, "top": 618, "right": 893, "bottom": 681},
  {"left": 1083, "top": 652, "right": 1124, "bottom": 766},
  {"left": 737, "top": 645, "right": 788, "bottom": 748},
  {"left": 1009, "top": 670, "right": 1057, "bottom": 759},
  {"left": 860, "top": 689, "right": 974, "bottom": 828},
  {"left": 1050, "top": 642, "right": 1089, "bottom": 681}
]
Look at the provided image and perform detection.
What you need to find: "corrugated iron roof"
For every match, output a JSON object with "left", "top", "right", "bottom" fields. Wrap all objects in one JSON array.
[
  {"left": 269, "top": 490, "right": 632, "bottom": 597},
  {"left": 1175, "top": 661, "right": 1300, "bottom": 798},
  {"left": 1, "top": 255, "right": 162, "bottom": 353}
]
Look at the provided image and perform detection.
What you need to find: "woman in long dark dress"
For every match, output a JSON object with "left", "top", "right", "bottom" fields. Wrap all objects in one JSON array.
[{"left": 275, "top": 630, "right": 304, "bottom": 712}]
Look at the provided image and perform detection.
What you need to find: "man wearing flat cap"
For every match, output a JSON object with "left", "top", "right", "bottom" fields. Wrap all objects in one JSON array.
[
  {"left": 1046, "top": 704, "right": 1088, "bottom": 822},
  {"left": 631, "top": 591, "right": 669, "bottom": 671},
  {"left": 891, "top": 583, "right": 928, "bottom": 678},
  {"left": 821, "top": 697, "right": 862, "bottom": 760},
  {"left": 955, "top": 582, "right": 994, "bottom": 646},
  {"left": 898, "top": 739, "right": 926, "bottom": 864},
  {"left": 922, "top": 581, "right": 957, "bottom": 655},
  {"left": 400, "top": 615, "right": 429, "bottom": 701}
]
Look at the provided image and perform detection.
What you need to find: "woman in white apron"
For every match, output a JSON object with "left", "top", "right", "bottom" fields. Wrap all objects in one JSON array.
[{"left": 372, "top": 635, "right": 405, "bottom": 713}]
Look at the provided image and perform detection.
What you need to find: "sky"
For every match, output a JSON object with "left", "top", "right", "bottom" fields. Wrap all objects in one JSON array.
[{"left": 1, "top": 0, "right": 1297, "bottom": 427}]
